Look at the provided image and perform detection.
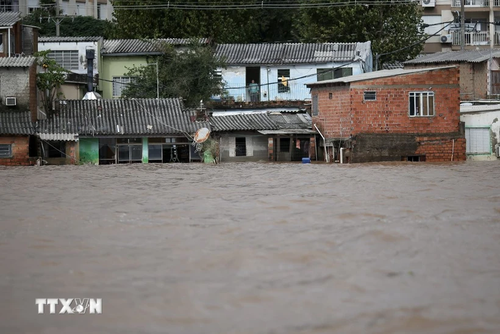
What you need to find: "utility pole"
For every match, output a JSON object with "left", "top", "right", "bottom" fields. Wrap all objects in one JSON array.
[
  {"left": 55, "top": 0, "right": 60, "bottom": 37},
  {"left": 461, "top": 0, "right": 465, "bottom": 50}
]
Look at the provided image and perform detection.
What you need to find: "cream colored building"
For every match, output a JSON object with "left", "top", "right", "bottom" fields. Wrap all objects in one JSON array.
[
  {"left": 420, "top": 0, "right": 500, "bottom": 53},
  {"left": 2, "top": 0, "right": 113, "bottom": 20}
]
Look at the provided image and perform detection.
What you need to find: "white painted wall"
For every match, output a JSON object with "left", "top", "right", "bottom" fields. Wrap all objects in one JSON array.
[
  {"left": 38, "top": 40, "right": 100, "bottom": 76},
  {"left": 460, "top": 105, "right": 500, "bottom": 160},
  {"left": 220, "top": 61, "right": 366, "bottom": 102}
]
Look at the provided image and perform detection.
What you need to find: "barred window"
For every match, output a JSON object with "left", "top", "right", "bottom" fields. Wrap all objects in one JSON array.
[
  {"left": 409, "top": 91, "right": 435, "bottom": 117},
  {"left": 364, "top": 91, "right": 376, "bottom": 101},
  {"left": 47, "top": 50, "right": 79, "bottom": 70},
  {"left": 312, "top": 95, "right": 319, "bottom": 116},
  {"left": 112, "top": 77, "right": 135, "bottom": 98},
  {"left": 278, "top": 69, "right": 290, "bottom": 93},
  {"left": 0, "top": 144, "right": 12, "bottom": 158}
]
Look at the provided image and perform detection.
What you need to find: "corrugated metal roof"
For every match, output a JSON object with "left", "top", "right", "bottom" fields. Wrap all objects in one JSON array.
[
  {"left": 405, "top": 50, "right": 500, "bottom": 65},
  {"left": 210, "top": 111, "right": 312, "bottom": 132},
  {"left": 102, "top": 38, "right": 210, "bottom": 55},
  {"left": 0, "top": 12, "right": 21, "bottom": 27},
  {"left": 215, "top": 42, "right": 371, "bottom": 65},
  {"left": 0, "top": 56, "right": 36, "bottom": 67},
  {"left": 39, "top": 36, "right": 102, "bottom": 43},
  {"left": 258, "top": 129, "right": 316, "bottom": 135},
  {"left": 306, "top": 66, "right": 457, "bottom": 87},
  {"left": 0, "top": 111, "right": 34, "bottom": 135},
  {"left": 39, "top": 133, "right": 78, "bottom": 141},
  {"left": 460, "top": 103, "right": 500, "bottom": 113},
  {"left": 38, "top": 98, "right": 209, "bottom": 137},
  {"left": 210, "top": 113, "right": 278, "bottom": 131}
]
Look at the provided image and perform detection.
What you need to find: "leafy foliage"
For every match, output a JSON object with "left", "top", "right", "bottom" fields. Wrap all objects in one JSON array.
[
  {"left": 294, "top": 0, "right": 425, "bottom": 65},
  {"left": 35, "top": 50, "right": 69, "bottom": 116},
  {"left": 110, "top": 0, "right": 296, "bottom": 42},
  {"left": 122, "top": 41, "right": 226, "bottom": 108},
  {"left": 22, "top": 9, "right": 114, "bottom": 38}
]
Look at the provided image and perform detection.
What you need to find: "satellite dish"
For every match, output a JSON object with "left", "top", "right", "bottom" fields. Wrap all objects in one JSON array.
[{"left": 194, "top": 128, "right": 210, "bottom": 143}]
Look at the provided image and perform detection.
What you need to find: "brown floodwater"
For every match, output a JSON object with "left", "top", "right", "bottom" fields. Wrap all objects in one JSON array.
[{"left": 0, "top": 161, "right": 499, "bottom": 334}]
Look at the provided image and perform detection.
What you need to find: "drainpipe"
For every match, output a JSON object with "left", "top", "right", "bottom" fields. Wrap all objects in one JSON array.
[
  {"left": 313, "top": 124, "right": 329, "bottom": 163},
  {"left": 7, "top": 27, "right": 11, "bottom": 57}
]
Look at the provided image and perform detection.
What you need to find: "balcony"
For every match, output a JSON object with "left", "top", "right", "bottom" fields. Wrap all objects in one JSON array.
[
  {"left": 451, "top": 30, "right": 491, "bottom": 45},
  {"left": 452, "top": 0, "right": 489, "bottom": 7}
]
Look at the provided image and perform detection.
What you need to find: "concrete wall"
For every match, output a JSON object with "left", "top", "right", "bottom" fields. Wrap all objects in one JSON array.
[
  {"left": 0, "top": 65, "right": 36, "bottom": 115},
  {"left": 461, "top": 108, "right": 500, "bottom": 160},
  {"left": 0, "top": 136, "right": 33, "bottom": 166},
  {"left": 219, "top": 133, "right": 269, "bottom": 162},
  {"left": 101, "top": 56, "right": 149, "bottom": 99}
]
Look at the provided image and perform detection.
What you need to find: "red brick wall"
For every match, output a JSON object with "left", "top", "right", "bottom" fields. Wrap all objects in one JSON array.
[
  {"left": 312, "top": 67, "right": 461, "bottom": 137},
  {"left": 416, "top": 136, "right": 466, "bottom": 162},
  {"left": 0, "top": 136, "right": 33, "bottom": 166}
]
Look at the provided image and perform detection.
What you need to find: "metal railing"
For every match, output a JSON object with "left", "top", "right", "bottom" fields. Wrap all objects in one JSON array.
[
  {"left": 452, "top": 0, "right": 489, "bottom": 6},
  {"left": 224, "top": 82, "right": 311, "bottom": 103},
  {"left": 452, "top": 30, "right": 491, "bottom": 46}
]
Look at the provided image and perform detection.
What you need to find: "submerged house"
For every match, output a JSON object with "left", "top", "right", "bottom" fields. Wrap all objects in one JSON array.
[
  {"left": 306, "top": 66, "right": 466, "bottom": 163},
  {"left": 210, "top": 109, "right": 315, "bottom": 162},
  {"left": 37, "top": 98, "right": 208, "bottom": 164},
  {"left": 460, "top": 103, "right": 500, "bottom": 160},
  {"left": 214, "top": 42, "right": 372, "bottom": 104},
  {"left": 0, "top": 56, "right": 38, "bottom": 166}
]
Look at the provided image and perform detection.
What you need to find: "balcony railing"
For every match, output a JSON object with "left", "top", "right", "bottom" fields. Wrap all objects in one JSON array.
[
  {"left": 451, "top": 30, "right": 491, "bottom": 45},
  {"left": 452, "top": 0, "right": 489, "bottom": 6}
]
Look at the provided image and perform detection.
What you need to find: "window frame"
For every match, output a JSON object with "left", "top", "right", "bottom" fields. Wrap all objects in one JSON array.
[
  {"left": 312, "top": 95, "right": 319, "bottom": 116},
  {"left": 409, "top": 91, "right": 435, "bottom": 117},
  {"left": 364, "top": 91, "right": 376, "bottom": 101},
  {"left": 0, "top": 144, "right": 12, "bottom": 158},
  {"left": 112, "top": 77, "right": 135, "bottom": 98},
  {"left": 47, "top": 50, "right": 79, "bottom": 71},
  {"left": 277, "top": 69, "right": 290, "bottom": 93}
]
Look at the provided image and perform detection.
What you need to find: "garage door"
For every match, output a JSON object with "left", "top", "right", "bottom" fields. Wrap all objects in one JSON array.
[{"left": 465, "top": 128, "right": 490, "bottom": 154}]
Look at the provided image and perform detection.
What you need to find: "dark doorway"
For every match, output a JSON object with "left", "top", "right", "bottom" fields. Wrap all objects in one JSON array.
[{"left": 246, "top": 66, "right": 260, "bottom": 102}]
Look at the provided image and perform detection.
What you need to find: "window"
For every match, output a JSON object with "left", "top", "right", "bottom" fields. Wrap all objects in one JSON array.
[
  {"left": 317, "top": 67, "right": 353, "bottom": 81},
  {"left": 99, "top": 138, "right": 116, "bottom": 164},
  {"left": 364, "top": 91, "right": 376, "bottom": 101},
  {"left": 280, "top": 138, "right": 290, "bottom": 153},
  {"left": 334, "top": 67, "right": 353, "bottom": 79},
  {"left": 312, "top": 95, "right": 319, "bottom": 116},
  {"left": 47, "top": 50, "right": 79, "bottom": 71},
  {"left": 235, "top": 137, "right": 246, "bottom": 156},
  {"left": 0, "top": 144, "right": 12, "bottom": 158},
  {"left": 278, "top": 69, "right": 290, "bottom": 93},
  {"left": 46, "top": 141, "right": 66, "bottom": 158},
  {"left": 465, "top": 128, "right": 490, "bottom": 154},
  {"left": 113, "top": 77, "right": 135, "bottom": 98},
  {"left": 0, "top": 34, "right": 3, "bottom": 53},
  {"left": 409, "top": 92, "right": 435, "bottom": 117}
]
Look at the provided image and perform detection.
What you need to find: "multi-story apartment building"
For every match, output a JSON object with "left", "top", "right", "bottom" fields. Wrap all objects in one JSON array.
[
  {"left": 421, "top": 0, "right": 500, "bottom": 52},
  {"left": 0, "top": 0, "right": 113, "bottom": 20}
]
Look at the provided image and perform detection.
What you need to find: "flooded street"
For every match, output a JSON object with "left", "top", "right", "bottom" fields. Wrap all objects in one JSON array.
[{"left": 1, "top": 161, "right": 500, "bottom": 334}]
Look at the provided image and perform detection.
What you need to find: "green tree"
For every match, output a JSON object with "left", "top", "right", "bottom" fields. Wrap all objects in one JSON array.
[
  {"left": 35, "top": 50, "right": 69, "bottom": 116},
  {"left": 110, "top": 0, "right": 296, "bottom": 43},
  {"left": 122, "top": 42, "right": 226, "bottom": 107},
  {"left": 294, "top": 0, "right": 425, "bottom": 67},
  {"left": 22, "top": 9, "right": 115, "bottom": 38}
]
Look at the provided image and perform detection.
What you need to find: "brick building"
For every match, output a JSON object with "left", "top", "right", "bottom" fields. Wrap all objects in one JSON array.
[
  {"left": 306, "top": 66, "right": 466, "bottom": 163},
  {"left": 0, "top": 56, "right": 37, "bottom": 166},
  {"left": 405, "top": 50, "right": 500, "bottom": 100}
]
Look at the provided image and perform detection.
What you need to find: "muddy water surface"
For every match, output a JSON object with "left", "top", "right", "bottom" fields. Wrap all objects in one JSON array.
[{"left": 1, "top": 161, "right": 500, "bottom": 334}]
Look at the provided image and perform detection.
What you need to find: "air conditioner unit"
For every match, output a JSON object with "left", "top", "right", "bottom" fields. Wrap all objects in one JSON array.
[
  {"left": 422, "top": 0, "right": 436, "bottom": 7},
  {"left": 441, "top": 34, "right": 453, "bottom": 44},
  {"left": 5, "top": 97, "right": 16, "bottom": 106}
]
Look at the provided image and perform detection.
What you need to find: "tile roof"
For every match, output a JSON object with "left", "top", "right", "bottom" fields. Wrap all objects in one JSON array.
[
  {"left": 210, "top": 111, "right": 312, "bottom": 132},
  {"left": 306, "top": 66, "right": 457, "bottom": 87},
  {"left": 0, "top": 12, "right": 21, "bottom": 27},
  {"left": 102, "top": 38, "right": 210, "bottom": 55},
  {"left": 39, "top": 36, "right": 102, "bottom": 43},
  {"left": 0, "top": 56, "right": 36, "bottom": 67},
  {"left": 405, "top": 50, "right": 500, "bottom": 65},
  {"left": 215, "top": 42, "right": 371, "bottom": 65},
  {"left": 37, "top": 98, "right": 209, "bottom": 137},
  {"left": 0, "top": 111, "right": 34, "bottom": 135}
]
